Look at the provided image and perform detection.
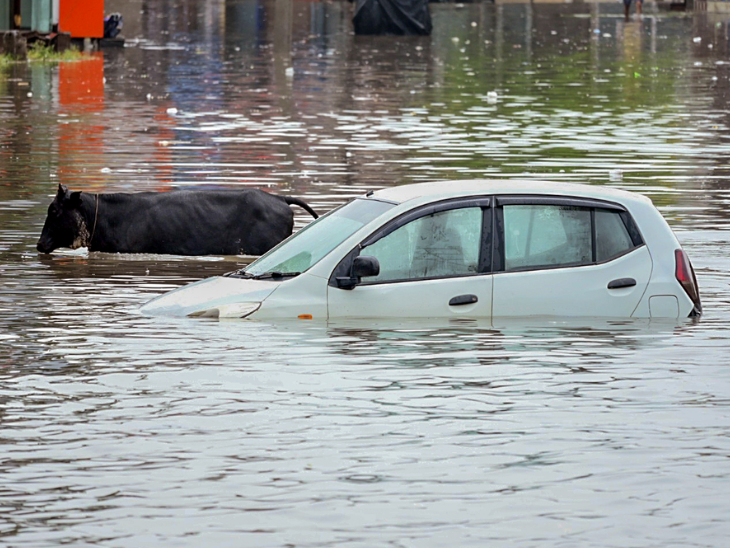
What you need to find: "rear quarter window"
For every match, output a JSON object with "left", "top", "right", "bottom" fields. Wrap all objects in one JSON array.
[{"left": 595, "top": 209, "right": 635, "bottom": 262}]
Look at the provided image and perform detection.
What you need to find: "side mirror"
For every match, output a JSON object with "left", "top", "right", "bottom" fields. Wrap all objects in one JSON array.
[
  {"left": 352, "top": 255, "right": 380, "bottom": 278},
  {"left": 335, "top": 255, "right": 380, "bottom": 290}
]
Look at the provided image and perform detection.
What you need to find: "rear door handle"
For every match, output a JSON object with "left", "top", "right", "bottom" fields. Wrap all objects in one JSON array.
[
  {"left": 449, "top": 294, "right": 478, "bottom": 306},
  {"left": 607, "top": 278, "right": 637, "bottom": 289}
]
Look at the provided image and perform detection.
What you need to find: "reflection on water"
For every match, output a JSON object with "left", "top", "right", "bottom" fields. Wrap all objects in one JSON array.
[{"left": 1, "top": 0, "right": 730, "bottom": 546}]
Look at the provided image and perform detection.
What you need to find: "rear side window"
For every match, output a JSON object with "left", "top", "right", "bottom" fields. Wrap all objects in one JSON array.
[
  {"left": 500, "top": 202, "right": 642, "bottom": 272},
  {"left": 504, "top": 205, "right": 591, "bottom": 270},
  {"left": 595, "top": 209, "right": 634, "bottom": 261}
]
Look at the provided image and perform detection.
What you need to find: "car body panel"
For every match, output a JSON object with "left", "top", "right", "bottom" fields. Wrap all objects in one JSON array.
[
  {"left": 627, "top": 201, "right": 697, "bottom": 318},
  {"left": 140, "top": 276, "right": 279, "bottom": 317},
  {"left": 328, "top": 275, "right": 493, "bottom": 319},
  {"left": 252, "top": 272, "right": 328, "bottom": 320},
  {"left": 372, "top": 180, "right": 654, "bottom": 209},
  {"left": 648, "top": 295, "right": 680, "bottom": 319},
  {"left": 492, "top": 246, "right": 653, "bottom": 318}
]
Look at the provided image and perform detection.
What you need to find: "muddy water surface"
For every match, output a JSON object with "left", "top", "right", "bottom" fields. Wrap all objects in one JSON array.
[{"left": 1, "top": 1, "right": 730, "bottom": 546}]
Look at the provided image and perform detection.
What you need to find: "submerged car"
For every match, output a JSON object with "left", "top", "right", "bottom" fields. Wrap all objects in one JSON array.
[{"left": 140, "top": 180, "right": 702, "bottom": 321}]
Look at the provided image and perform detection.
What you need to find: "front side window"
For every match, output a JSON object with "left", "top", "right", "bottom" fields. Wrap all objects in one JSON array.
[
  {"left": 503, "top": 205, "right": 592, "bottom": 270},
  {"left": 362, "top": 207, "right": 483, "bottom": 283}
]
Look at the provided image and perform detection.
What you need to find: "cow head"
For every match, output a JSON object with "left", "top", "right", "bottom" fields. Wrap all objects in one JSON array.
[{"left": 36, "top": 184, "right": 88, "bottom": 254}]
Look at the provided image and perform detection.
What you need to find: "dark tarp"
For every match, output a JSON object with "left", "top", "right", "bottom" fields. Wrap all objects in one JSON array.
[
  {"left": 353, "top": 0, "right": 432, "bottom": 36},
  {"left": 104, "top": 13, "right": 123, "bottom": 39}
]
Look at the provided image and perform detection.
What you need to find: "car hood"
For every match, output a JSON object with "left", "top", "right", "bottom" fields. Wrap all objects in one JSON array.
[{"left": 140, "top": 276, "right": 280, "bottom": 317}]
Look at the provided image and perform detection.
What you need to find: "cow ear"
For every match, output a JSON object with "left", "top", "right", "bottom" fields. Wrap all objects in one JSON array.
[
  {"left": 57, "top": 184, "right": 68, "bottom": 198},
  {"left": 69, "top": 191, "right": 83, "bottom": 207}
]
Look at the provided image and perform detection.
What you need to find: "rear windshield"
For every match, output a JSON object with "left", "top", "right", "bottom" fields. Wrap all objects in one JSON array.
[{"left": 245, "top": 198, "right": 396, "bottom": 276}]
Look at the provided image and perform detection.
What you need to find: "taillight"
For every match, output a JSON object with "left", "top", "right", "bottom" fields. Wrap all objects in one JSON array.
[{"left": 675, "top": 249, "right": 702, "bottom": 315}]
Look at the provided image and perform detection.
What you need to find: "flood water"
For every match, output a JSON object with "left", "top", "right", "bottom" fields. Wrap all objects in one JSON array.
[{"left": 2, "top": 0, "right": 730, "bottom": 546}]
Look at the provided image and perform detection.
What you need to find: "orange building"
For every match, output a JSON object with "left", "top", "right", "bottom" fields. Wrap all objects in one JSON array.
[{"left": 58, "top": 0, "right": 105, "bottom": 39}]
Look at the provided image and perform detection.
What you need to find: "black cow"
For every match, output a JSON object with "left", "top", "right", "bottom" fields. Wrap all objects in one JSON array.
[{"left": 37, "top": 185, "right": 318, "bottom": 256}]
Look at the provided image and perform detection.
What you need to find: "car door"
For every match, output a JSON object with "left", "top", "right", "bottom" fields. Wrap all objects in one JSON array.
[
  {"left": 491, "top": 196, "right": 652, "bottom": 319},
  {"left": 327, "top": 199, "right": 493, "bottom": 319}
]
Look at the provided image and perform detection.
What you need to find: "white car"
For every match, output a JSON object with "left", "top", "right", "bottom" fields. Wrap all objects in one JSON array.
[{"left": 140, "top": 180, "right": 702, "bottom": 321}]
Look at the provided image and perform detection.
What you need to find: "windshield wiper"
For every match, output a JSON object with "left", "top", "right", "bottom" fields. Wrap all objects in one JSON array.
[
  {"left": 252, "top": 271, "right": 301, "bottom": 280},
  {"left": 223, "top": 270, "right": 302, "bottom": 280},
  {"left": 223, "top": 269, "right": 255, "bottom": 279}
]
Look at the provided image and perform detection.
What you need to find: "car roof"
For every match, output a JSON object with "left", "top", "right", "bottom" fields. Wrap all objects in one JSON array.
[{"left": 372, "top": 179, "right": 652, "bottom": 208}]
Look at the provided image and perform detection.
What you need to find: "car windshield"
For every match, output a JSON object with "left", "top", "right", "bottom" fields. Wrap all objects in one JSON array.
[{"left": 244, "top": 198, "right": 396, "bottom": 277}]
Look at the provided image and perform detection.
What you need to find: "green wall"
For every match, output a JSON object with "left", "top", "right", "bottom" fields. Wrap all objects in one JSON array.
[
  {"left": 31, "top": 0, "right": 51, "bottom": 33},
  {"left": 0, "top": 0, "right": 10, "bottom": 31},
  {"left": 0, "top": 0, "right": 52, "bottom": 32}
]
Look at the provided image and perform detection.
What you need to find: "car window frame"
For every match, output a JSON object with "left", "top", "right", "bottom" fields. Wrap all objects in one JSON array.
[
  {"left": 493, "top": 195, "right": 645, "bottom": 273},
  {"left": 328, "top": 193, "right": 647, "bottom": 287},
  {"left": 328, "top": 196, "right": 492, "bottom": 288}
]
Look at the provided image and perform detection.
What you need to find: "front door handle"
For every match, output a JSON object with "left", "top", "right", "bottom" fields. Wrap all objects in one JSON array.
[
  {"left": 449, "top": 294, "right": 478, "bottom": 306},
  {"left": 607, "top": 278, "right": 637, "bottom": 289}
]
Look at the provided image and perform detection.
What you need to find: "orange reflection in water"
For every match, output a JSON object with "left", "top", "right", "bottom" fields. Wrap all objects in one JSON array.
[
  {"left": 57, "top": 53, "right": 107, "bottom": 192},
  {"left": 152, "top": 107, "right": 176, "bottom": 191}
]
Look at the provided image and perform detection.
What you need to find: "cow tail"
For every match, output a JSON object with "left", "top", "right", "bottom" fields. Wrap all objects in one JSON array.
[{"left": 282, "top": 197, "right": 319, "bottom": 219}]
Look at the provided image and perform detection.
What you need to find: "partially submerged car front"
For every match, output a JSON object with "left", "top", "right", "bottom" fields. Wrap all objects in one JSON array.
[{"left": 140, "top": 196, "right": 396, "bottom": 319}]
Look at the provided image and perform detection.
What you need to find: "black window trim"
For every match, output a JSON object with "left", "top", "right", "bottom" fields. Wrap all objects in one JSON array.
[
  {"left": 496, "top": 246, "right": 646, "bottom": 274},
  {"left": 496, "top": 195, "right": 626, "bottom": 210},
  {"left": 360, "top": 196, "right": 492, "bottom": 248}
]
